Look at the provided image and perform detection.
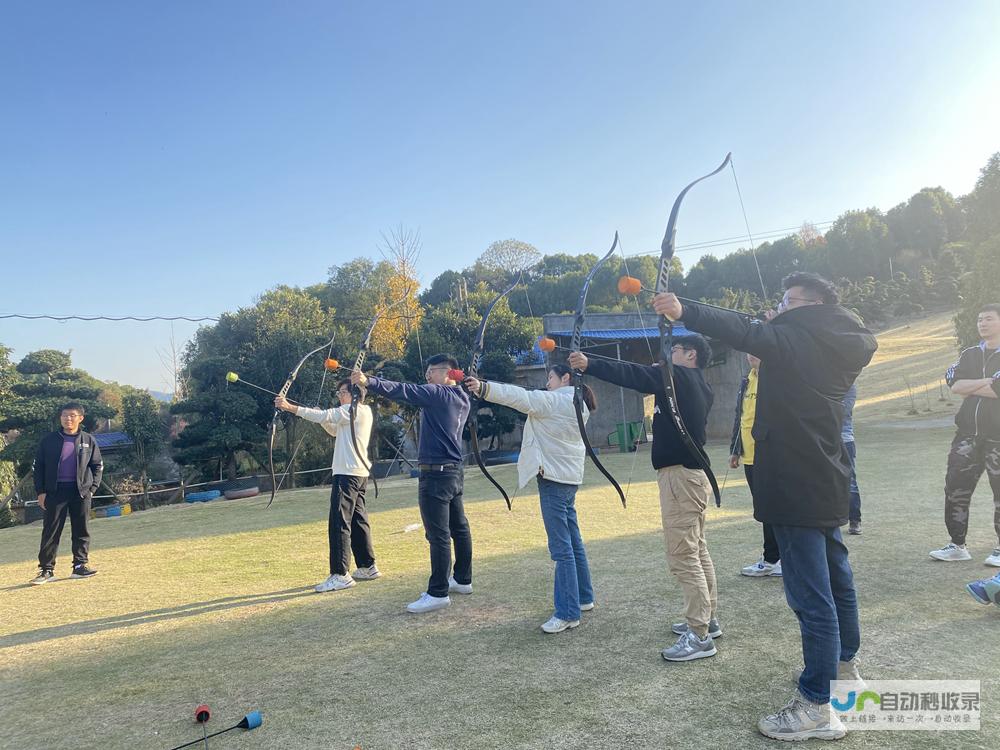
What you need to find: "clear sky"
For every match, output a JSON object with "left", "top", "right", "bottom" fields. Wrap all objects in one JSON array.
[{"left": 2, "top": 1, "right": 998, "bottom": 391}]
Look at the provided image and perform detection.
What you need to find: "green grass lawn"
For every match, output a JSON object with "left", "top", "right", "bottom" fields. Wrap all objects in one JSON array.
[{"left": 3, "top": 312, "right": 999, "bottom": 749}]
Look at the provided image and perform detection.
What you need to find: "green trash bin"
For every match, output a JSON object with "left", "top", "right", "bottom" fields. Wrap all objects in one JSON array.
[{"left": 614, "top": 423, "right": 629, "bottom": 453}]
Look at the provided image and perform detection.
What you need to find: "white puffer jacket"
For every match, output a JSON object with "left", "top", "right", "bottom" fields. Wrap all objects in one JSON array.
[{"left": 478, "top": 381, "right": 587, "bottom": 488}]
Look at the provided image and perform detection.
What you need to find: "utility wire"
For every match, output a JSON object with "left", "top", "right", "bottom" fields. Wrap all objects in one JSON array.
[{"left": 0, "top": 312, "right": 422, "bottom": 324}]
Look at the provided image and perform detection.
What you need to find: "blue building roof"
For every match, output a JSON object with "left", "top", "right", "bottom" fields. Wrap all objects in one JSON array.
[
  {"left": 546, "top": 325, "right": 693, "bottom": 339},
  {"left": 93, "top": 431, "right": 134, "bottom": 449}
]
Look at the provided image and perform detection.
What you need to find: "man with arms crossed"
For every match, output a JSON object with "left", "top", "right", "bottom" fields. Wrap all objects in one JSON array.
[{"left": 930, "top": 303, "right": 1000, "bottom": 566}]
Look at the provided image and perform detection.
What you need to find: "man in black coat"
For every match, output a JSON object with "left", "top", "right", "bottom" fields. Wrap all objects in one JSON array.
[
  {"left": 31, "top": 402, "right": 104, "bottom": 584},
  {"left": 655, "top": 272, "right": 877, "bottom": 742}
]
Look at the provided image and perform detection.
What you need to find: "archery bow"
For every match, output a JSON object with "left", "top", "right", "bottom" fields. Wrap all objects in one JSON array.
[
  {"left": 349, "top": 290, "right": 414, "bottom": 500},
  {"left": 266, "top": 333, "right": 337, "bottom": 509},
  {"left": 465, "top": 277, "right": 523, "bottom": 511},
  {"left": 571, "top": 232, "right": 628, "bottom": 508},
  {"left": 656, "top": 153, "right": 732, "bottom": 507}
]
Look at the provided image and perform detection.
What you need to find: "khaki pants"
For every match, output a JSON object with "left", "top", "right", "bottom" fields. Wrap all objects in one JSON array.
[{"left": 657, "top": 465, "right": 718, "bottom": 638}]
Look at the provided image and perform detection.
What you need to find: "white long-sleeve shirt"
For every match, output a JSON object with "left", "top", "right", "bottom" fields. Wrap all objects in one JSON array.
[
  {"left": 295, "top": 403, "right": 372, "bottom": 477},
  {"left": 478, "top": 381, "right": 587, "bottom": 488}
]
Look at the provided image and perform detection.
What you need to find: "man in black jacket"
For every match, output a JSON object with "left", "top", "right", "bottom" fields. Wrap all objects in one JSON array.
[
  {"left": 569, "top": 334, "right": 720, "bottom": 663},
  {"left": 31, "top": 402, "right": 104, "bottom": 584},
  {"left": 655, "top": 272, "right": 877, "bottom": 741},
  {"left": 930, "top": 303, "right": 1000, "bottom": 566}
]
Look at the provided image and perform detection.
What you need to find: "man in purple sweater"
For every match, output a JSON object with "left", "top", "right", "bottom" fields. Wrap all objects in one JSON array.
[
  {"left": 31, "top": 402, "right": 104, "bottom": 584},
  {"left": 352, "top": 354, "right": 472, "bottom": 613}
]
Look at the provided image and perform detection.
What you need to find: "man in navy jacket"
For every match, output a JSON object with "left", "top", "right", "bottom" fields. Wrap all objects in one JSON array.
[{"left": 352, "top": 354, "right": 472, "bottom": 614}]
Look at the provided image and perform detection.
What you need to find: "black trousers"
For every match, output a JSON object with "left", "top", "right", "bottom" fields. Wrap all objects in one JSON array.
[
  {"left": 38, "top": 482, "right": 91, "bottom": 571},
  {"left": 746, "top": 464, "right": 780, "bottom": 564},
  {"left": 417, "top": 467, "right": 472, "bottom": 598},
  {"left": 329, "top": 475, "right": 375, "bottom": 576},
  {"left": 944, "top": 435, "right": 1000, "bottom": 546}
]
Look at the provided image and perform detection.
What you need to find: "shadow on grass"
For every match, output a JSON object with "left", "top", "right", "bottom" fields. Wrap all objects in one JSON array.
[
  {"left": 0, "top": 453, "right": 677, "bottom": 564},
  {"left": 0, "top": 586, "right": 313, "bottom": 649}
]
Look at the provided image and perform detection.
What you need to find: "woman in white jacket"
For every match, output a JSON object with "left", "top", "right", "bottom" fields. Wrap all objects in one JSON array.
[
  {"left": 274, "top": 378, "right": 379, "bottom": 593},
  {"left": 465, "top": 364, "right": 597, "bottom": 634}
]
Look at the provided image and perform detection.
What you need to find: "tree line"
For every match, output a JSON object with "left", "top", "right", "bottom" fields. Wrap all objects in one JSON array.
[{"left": 2, "top": 152, "right": 998, "bottom": 517}]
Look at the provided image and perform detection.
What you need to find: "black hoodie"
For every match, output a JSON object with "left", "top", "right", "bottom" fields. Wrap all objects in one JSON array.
[
  {"left": 681, "top": 302, "right": 877, "bottom": 527},
  {"left": 582, "top": 358, "right": 713, "bottom": 472}
]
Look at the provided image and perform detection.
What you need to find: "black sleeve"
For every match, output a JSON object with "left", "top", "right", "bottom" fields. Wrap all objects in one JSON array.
[
  {"left": 584, "top": 358, "right": 664, "bottom": 395},
  {"left": 88, "top": 441, "right": 104, "bottom": 496},
  {"left": 946, "top": 348, "right": 980, "bottom": 386},
  {"left": 682, "top": 303, "right": 797, "bottom": 365},
  {"left": 33, "top": 437, "right": 47, "bottom": 493}
]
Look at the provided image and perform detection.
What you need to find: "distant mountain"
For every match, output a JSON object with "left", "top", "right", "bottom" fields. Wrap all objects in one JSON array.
[{"left": 149, "top": 390, "right": 173, "bottom": 403}]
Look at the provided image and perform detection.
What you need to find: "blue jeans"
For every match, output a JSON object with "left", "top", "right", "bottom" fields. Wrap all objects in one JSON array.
[
  {"left": 771, "top": 524, "right": 860, "bottom": 704},
  {"left": 537, "top": 477, "right": 594, "bottom": 621},
  {"left": 845, "top": 440, "right": 862, "bottom": 523}
]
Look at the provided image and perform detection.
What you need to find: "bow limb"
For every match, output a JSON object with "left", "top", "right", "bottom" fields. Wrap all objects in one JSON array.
[
  {"left": 266, "top": 334, "right": 337, "bottom": 509},
  {"left": 465, "top": 278, "right": 521, "bottom": 511},
  {"left": 349, "top": 289, "right": 415, "bottom": 500},
  {"left": 656, "top": 154, "right": 732, "bottom": 507},
  {"left": 572, "top": 232, "right": 628, "bottom": 508}
]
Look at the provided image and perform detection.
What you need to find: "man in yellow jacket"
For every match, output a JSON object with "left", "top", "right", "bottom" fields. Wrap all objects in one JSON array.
[{"left": 730, "top": 354, "right": 782, "bottom": 577}]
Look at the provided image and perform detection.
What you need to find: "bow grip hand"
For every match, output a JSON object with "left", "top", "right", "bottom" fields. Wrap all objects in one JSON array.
[
  {"left": 567, "top": 351, "right": 589, "bottom": 372},
  {"left": 652, "top": 293, "right": 683, "bottom": 321}
]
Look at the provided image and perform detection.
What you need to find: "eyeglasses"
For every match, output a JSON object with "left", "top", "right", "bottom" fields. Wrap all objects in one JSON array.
[
  {"left": 778, "top": 295, "right": 819, "bottom": 310},
  {"left": 336, "top": 389, "right": 351, "bottom": 397},
  {"left": 424, "top": 366, "right": 449, "bottom": 375},
  {"left": 670, "top": 345, "right": 690, "bottom": 354}
]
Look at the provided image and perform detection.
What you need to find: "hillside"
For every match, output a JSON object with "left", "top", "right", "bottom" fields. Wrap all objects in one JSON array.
[{"left": 855, "top": 310, "right": 962, "bottom": 426}]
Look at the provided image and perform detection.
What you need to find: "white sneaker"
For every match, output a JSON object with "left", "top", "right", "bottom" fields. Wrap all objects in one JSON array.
[
  {"left": 406, "top": 592, "right": 450, "bottom": 613},
  {"left": 758, "top": 692, "right": 846, "bottom": 741},
  {"left": 352, "top": 564, "right": 382, "bottom": 580},
  {"left": 448, "top": 576, "right": 473, "bottom": 594},
  {"left": 985, "top": 548, "right": 1000, "bottom": 567},
  {"left": 580, "top": 601, "right": 595, "bottom": 612},
  {"left": 741, "top": 558, "right": 781, "bottom": 577},
  {"left": 315, "top": 574, "right": 356, "bottom": 593},
  {"left": 929, "top": 543, "right": 972, "bottom": 561},
  {"left": 541, "top": 616, "right": 579, "bottom": 633}
]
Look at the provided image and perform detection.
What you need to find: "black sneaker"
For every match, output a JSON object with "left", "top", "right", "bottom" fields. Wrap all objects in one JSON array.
[
  {"left": 848, "top": 521, "right": 862, "bottom": 535},
  {"left": 71, "top": 565, "right": 98, "bottom": 579},
  {"left": 30, "top": 569, "right": 54, "bottom": 585}
]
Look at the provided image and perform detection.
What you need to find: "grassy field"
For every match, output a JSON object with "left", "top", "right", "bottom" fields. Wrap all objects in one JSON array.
[{"left": 3, "top": 311, "right": 999, "bottom": 750}]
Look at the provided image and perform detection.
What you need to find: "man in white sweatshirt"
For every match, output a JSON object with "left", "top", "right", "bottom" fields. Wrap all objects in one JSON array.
[{"left": 274, "top": 378, "right": 379, "bottom": 592}]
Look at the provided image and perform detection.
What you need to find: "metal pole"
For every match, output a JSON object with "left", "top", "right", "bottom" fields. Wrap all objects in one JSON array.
[{"left": 617, "top": 343, "right": 627, "bottom": 451}]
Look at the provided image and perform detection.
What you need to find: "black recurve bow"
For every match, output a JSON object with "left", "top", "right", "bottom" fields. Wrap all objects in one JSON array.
[
  {"left": 656, "top": 153, "right": 732, "bottom": 506},
  {"left": 466, "top": 278, "right": 522, "bottom": 511},
  {"left": 572, "top": 232, "right": 628, "bottom": 508}
]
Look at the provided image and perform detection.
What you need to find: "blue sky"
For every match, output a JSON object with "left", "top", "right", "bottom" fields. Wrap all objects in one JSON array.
[{"left": 2, "top": 1, "right": 998, "bottom": 391}]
